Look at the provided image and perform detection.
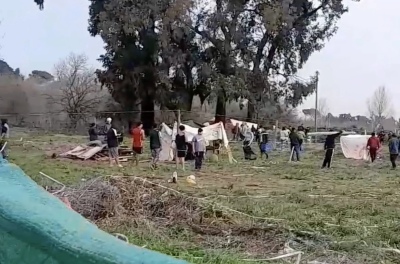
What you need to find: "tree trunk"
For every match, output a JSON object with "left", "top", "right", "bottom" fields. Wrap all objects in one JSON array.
[
  {"left": 141, "top": 94, "right": 155, "bottom": 133},
  {"left": 180, "top": 92, "right": 194, "bottom": 121},
  {"left": 246, "top": 100, "right": 255, "bottom": 122},
  {"left": 215, "top": 92, "right": 226, "bottom": 124},
  {"left": 126, "top": 99, "right": 141, "bottom": 132}
]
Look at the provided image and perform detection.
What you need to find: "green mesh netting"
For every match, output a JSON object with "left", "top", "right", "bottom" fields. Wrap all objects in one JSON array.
[{"left": 0, "top": 160, "right": 187, "bottom": 264}]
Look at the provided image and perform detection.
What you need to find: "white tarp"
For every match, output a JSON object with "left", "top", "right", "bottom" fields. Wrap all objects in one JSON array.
[
  {"left": 159, "top": 123, "right": 174, "bottom": 161},
  {"left": 172, "top": 121, "right": 229, "bottom": 147},
  {"left": 159, "top": 121, "right": 230, "bottom": 161},
  {"left": 230, "top": 118, "right": 258, "bottom": 129},
  {"left": 340, "top": 135, "right": 369, "bottom": 160}
]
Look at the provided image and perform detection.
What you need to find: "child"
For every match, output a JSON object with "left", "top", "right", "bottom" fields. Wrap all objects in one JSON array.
[{"left": 259, "top": 132, "right": 269, "bottom": 159}]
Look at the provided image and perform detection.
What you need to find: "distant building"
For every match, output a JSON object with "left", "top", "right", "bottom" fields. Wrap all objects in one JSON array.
[{"left": 339, "top": 113, "right": 352, "bottom": 121}]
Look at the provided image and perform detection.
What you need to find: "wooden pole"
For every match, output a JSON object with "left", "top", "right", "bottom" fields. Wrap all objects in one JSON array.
[
  {"left": 274, "top": 120, "right": 278, "bottom": 149},
  {"left": 314, "top": 71, "right": 319, "bottom": 132},
  {"left": 177, "top": 109, "right": 181, "bottom": 131},
  {"left": 289, "top": 146, "right": 294, "bottom": 162}
]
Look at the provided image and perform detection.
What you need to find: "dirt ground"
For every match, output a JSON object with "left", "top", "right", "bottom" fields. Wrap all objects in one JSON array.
[{"left": 6, "top": 133, "right": 400, "bottom": 264}]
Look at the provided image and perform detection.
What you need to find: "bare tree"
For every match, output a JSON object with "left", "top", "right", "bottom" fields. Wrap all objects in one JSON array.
[
  {"left": 47, "top": 53, "right": 101, "bottom": 129},
  {"left": 367, "top": 86, "right": 393, "bottom": 128}
]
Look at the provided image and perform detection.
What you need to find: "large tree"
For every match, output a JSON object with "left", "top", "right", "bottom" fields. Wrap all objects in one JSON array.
[
  {"left": 188, "top": 0, "right": 352, "bottom": 121},
  {"left": 87, "top": 0, "right": 213, "bottom": 129},
  {"left": 35, "top": 0, "right": 357, "bottom": 125}
]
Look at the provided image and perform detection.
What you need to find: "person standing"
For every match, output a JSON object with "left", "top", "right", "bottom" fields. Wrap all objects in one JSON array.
[
  {"left": 1, "top": 119, "right": 9, "bottom": 159},
  {"left": 321, "top": 130, "right": 343, "bottom": 169},
  {"left": 240, "top": 122, "right": 249, "bottom": 141},
  {"left": 192, "top": 128, "right": 207, "bottom": 170},
  {"left": 149, "top": 123, "right": 162, "bottom": 169},
  {"left": 231, "top": 123, "right": 240, "bottom": 141},
  {"left": 107, "top": 124, "right": 122, "bottom": 167},
  {"left": 131, "top": 122, "right": 145, "bottom": 166},
  {"left": 174, "top": 125, "right": 187, "bottom": 170},
  {"left": 297, "top": 127, "right": 305, "bottom": 151},
  {"left": 88, "top": 123, "right": 99, "bottom": 142},
  {"left": 366, "top": 132, "right": 381, "bottom": 162},
  {"left": 388, "top": 133, "right": 399, "bottom": 169},
  {"left": 289, "top": 127, "right": 300, "bottom": 161},
  {"left": 280, "top": 126, "right": 289, "bottom": 150},
  {"left": 259, "top": 132, "right": 269, "bottom": 159}
]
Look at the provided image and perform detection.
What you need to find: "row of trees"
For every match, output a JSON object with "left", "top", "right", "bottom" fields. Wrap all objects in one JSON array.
[{"left": 31, "top": 0, "right": 354, "bottom": 129}]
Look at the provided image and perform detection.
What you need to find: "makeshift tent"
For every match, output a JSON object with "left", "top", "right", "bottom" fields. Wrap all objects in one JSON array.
[
  {"left": 159, "top": 122, "right": 234, "bottom": 162},
  {"left": 230, "top": 118, "right": 258, "bottom": 129},
  {"left": 340, "top": 135, "right": 369, "bottom": 160}
]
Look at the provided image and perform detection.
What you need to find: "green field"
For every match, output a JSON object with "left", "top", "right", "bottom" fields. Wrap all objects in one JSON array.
[{"left": 7, "top": 132, "right": 400, "bottom": 264}]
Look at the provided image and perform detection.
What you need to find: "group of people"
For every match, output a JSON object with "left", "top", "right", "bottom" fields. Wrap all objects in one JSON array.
[
  {"left": 236, "top": 122, "right": 345, "bottom": 169},
  {"left": 173, "top": 125, "right": 207, "bottom": 171},
  {"left": 90, "top": 118, "right": 207, "bottom": 171},
  {"left": 234, "top": 122, "right": 271, "bottom": 160},
  {"left": 367, "top": 131, "right": 400, "bottom": 169}
]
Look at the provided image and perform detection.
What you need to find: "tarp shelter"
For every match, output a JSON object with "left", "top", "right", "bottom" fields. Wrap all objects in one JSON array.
[
  {"left": 230, "top": 118, "right": 258, "bottom": 129},
  {"left": 159, "top": 122, "right": 234, "bottom": 162},
  {"left": 340, "top": 135, "right": 369, "bottom": 160}
]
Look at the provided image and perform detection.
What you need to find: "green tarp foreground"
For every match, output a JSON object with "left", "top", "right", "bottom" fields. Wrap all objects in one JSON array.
[{"left": 0, "top": 159, "right": 188, "bottom": 264}]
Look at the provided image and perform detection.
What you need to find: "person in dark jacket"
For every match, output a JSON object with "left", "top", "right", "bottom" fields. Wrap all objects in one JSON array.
[
  {"left": 107, "top": 125, "right": 122, "bottom": 168},
  {"left": 388, "top": 133, "right": 399, "bottom": 169},
  {"left": 259, "top": 132, "right": 269, "bottom": 159},
  {"left": 149, "top": 123, "right": 162, "bottom": 169},
  {"left": 174, "top": 125, "right": 187, "bottom": 170},
  {"left": 321, "top": 130, "right": 343, "bottom": 169},
  {"left": 88, "top": 123, "right": 99, "bottom": 142},
  {"left": 289, "top": 127, "right": 300, "bottom": 161}
]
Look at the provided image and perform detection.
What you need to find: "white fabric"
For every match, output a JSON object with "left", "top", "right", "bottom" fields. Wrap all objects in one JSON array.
[
  {"left": 159, "top": 123, "right": 174, "bottom": 161},
  {"left": 230, "top": 119, "right": 258, "bottom": 129},
  {"left": 159, "top": 122, "right": 230, "bottom": 161},
  {"left": 340, "top": 135, "right": 369, "bottom": 160},
  {"left": 280, "top": 129, "right": 289, "bottom": 141}
]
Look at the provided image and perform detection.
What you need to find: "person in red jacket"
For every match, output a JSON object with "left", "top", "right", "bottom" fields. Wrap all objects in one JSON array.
[
  {"left": 367, "top": 132, "right": 381, "bottom": 162},
  {"left": 131, "top": 122, "right": 145, "bottom": 166}
]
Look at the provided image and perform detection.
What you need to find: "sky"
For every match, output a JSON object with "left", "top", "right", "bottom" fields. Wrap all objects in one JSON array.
[{"left": 0, "top": 0, "right": 398, "bottom": 117}]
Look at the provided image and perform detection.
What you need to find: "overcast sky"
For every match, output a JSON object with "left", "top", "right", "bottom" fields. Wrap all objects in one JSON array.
[{"left": 0, "top": 0, "right": 397, "bottom": 117}]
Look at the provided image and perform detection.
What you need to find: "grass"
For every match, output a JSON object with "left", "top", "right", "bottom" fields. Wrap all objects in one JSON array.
[{"left": 6, "top": 133, "right": 400, "bottom": 263}]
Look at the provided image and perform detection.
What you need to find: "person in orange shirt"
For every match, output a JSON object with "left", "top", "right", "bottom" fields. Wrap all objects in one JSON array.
[{"left": 131, "top": 122, "right": 145, "bottom": 166}]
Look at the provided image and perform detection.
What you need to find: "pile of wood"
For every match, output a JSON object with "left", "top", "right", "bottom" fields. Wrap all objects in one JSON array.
[
  {"left": 59, "top": 145, "right": 133, "bottom": 162},
  {"left": 93, "top": 146, "right": 133, "bottom": 162}
]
